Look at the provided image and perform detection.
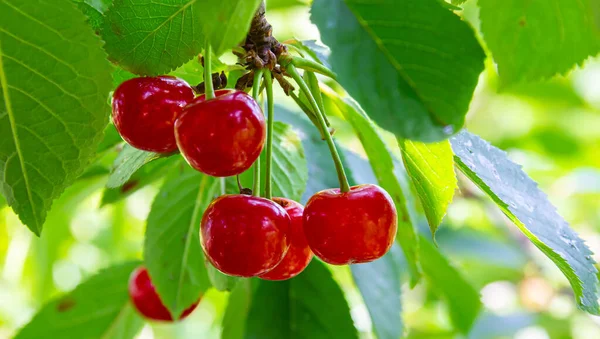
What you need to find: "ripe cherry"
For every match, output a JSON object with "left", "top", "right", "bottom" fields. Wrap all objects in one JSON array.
[
  {"left": 175, "top": 89, "right": 266, "bottom": 177},
  {"left": 260, "top": 198, "right": 313, "bottom": 281},
  {"left": 303, "top": 184, "right": 397, "bottom": 265},
  {"left": 112, "top": 76, "right": 194, "bottom": 153},
  {"left": 128, "top": 266, "right": 199, "bottom": 321},
  {"left": 201, "top": 194, "right": 290, "bottom": 277}
]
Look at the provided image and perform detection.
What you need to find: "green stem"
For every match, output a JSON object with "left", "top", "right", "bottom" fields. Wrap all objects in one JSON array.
[
  {"left": 264, "top": 70, "right": 274, "bottom": 199},
  {"left": 291, "top": 56, "right": 336, "bottom": 79},
  {"left": 220, "top": 177, "right": 225, "bottom": 195},
  {"left": 287, "top": 64, "right": 350, "bottom": 193},
  {"left": 289, "top": 91, "right": 326, "bottom": 139},
  {"left": 204, "top": 43, "right": 215, "bottom": 100},
  {"left": 251, "top": 69, "right": 264, "bottom": 196}
]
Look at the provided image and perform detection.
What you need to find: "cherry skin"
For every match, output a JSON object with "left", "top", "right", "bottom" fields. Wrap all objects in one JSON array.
[
  {"left": 201, "top": 194, "right": 290, "bottom": 277},
  {"left": 174, "top": 89, "right": 266, "bottom": 177},
  {"left": 112, "top": 76, "right": 194, "bottom": 153},
  {"left": 303, "top": 184, "right": 397, "bottom": 265},
  {"left": 259, "top": 198, "right": 313, "bottom": 281},
  {"left": 128, "top": 266, "right": 199, "bottom": 321}
]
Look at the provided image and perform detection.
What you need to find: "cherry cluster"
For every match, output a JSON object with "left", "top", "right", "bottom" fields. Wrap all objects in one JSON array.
[{"left": 112, "top": 75, "right": 397, "bottom": 322}]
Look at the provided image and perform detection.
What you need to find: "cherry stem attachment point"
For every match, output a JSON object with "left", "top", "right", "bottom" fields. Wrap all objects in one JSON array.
[
  {"left": 251, "top": 69, "right": 265, "bottom": 196},
  {"left": 204, "top": 43, "right": 215, "bottom": 100},
  {"left": 264, "top": 70, "right": 274, "bottom": 200},
  {"left": 286, "top": 64, "right": 350, "bottom": 193}
]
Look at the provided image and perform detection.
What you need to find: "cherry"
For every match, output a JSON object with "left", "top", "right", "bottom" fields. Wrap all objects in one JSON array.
[
  {"left": 259, "top": 198, "right": 313, "bottom": 281},
  {"left": 128, "top": 266, "right": 199, "bottom": 321},
  {"left": 112, "top": 76, "right": 194, "bottom": 153},
  {"left": 201, "top": 194, "right": 290, "bottom": 277},
  {"left": 174, "top": 89, "right": 266, "bottom": 177},
  {"left": 303, "top": 184, "right": 397, "bottom": 265}
]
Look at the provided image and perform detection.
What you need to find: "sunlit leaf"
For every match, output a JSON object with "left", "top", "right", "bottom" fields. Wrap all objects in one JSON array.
[
  {"left": 479, "top": 0, "right": 600, "bottom": 84},
  {"left": 451, "top": 130, "right": 600, "bottom": 314},
  {"left": 399, "top": 139, "right": 456, "bottom": 238},
  {"left": 15, "top": 262, "right": 143, "bottom": 339},
  {"left": 311, "top": 0, "right": 485, "bottom": 142},
  {"left": 144, "top": 167, "right": 215, "bottom": 318},
  {"left": 200, "top": 0, "right": 262, "bottom": 56},
  {"left": 102, "top": 0, "right": 204, "bottom": 75},
  {"left": 0, "top": 0, "right": 113, "bottom": 235}
]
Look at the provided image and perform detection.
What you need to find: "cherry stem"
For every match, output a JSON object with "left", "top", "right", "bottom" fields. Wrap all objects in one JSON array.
[
  {"left": 264, "top": 70, "right": 274, "bottom": 199},
  {"left": 204, "top": 43, "right": 215, "bottom": 100},
  {"left": 291, "top": 56, "right": 337, "bottom": 80},
  {"left": 251, "top": 69, "right": 264, "bottom": 196},
  {"left": 287, "top": 64, "right": 350, "bottom": 193}
]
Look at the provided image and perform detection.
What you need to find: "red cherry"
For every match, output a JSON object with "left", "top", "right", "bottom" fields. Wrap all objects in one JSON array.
[
  {"left": 201, "top": 194, "right": 290, "bottom": 277},
  {"left": 128, "top": 266, "right": 199, "bottom": 321},
  {"left": 112, "top": 76, "right": 194, "bottom": 153},
  {"left": 174, "top": 89, "right": 266, "bottom": 177},
  {"left": 259, "top": 198, "right": 313, "bottom": 281},
  {"left": 303, "top": 184, "right": 397, "bottom": 265}
]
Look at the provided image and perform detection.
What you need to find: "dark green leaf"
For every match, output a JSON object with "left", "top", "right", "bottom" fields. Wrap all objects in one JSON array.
[
  {"left": 144, "top": 167, "right": 215, "bottom": 318},
  {"left": 351, "top": 245, "right": 403, "bottom": 339},
  {"left": 106, "top": 145, "right": 163, "bottom": 188},
  {"left": 15, "top": 262, "right": 143, "bottom": 339},
  {"left": 399, "top": 139, "right": 456, "bottom": 238},
  {"left": 451, "top": 130, "right": 600, "bottom": 314},
  {"left": 419, "top": 235, "right": 481, "bottom": 333},
  {"left": 244, "top": 260, "right": 358, "bottom": 339},
  {"left": 221, "top": 280, "right": 254, "bottom": 339},
  {"left": 325, "top": 92, "right": 420, "bottom": 284},
  {"left": 479, "top": 0, "right": 600, "bottom": 84},
  {"left": 0, "top": 0, "right": 113, "bottom": 235},
  {"left": 311, "top": 0, "right": 484, "bottom": 142},
  {"left": 102, "top": 0, "right": 204, "bottom": 75},
  {"left": 200, "top": 0, "right": 262, "bottom": 56}
]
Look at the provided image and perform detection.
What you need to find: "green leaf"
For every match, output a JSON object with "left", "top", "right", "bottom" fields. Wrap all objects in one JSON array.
[
  {"left": 479, "top": 0, "right": 600, "bottom": 85},
  {"left": 106, "top": 145, "right": 163, "bottom": 188},
  {"left": 274, "top": 105, "right": 345, "bottom": 202},
  {"left": 144, "top": 166, "right": 215, "bottom": 318},
  {"left": 310, "top": 0, "right": 484, "bottom": 142},
  {"left": 399, "top": 139, "right": 456, "bottom": 238},
  {"left": 200, "top": 0, "right": 262, "bottom": 56},
  {"left": 0, "top": 192, "right": 6, "bottom": 208},
  {"left": 0, "top": 0, "right": 113, "bottom": 235},
  {"left": 205, "top": 259, "right": 240, "bottom": 292},
  {"left": 419, "top": 235, "right": 481, "bottom": 333},
  {"left": 101, "top": 0, "right": 204, "bottom": 75},
  {"left": 96, "top": 124, "right": 122, "bottom": 155},
  {"left": 100, "top": 155, "right": 178, "bottom": 206},
  {"left": 232, "top": 121, "right": 308, "bottom": 202},
  {"left": 350, "top": 245, "right": 403, "bottom": 339},
  {"left": 15, "top": 261, "right": 143, "bottom": 339},
  {"left": 221, "top": 280, "right": 254, "bottom": 339},
  {"left": 451, "top": 130, "right": 600, "bottom": 314},
  {"left": 325, "top": 92, "right": 421, "bottom": 285},
  {"left": 244, "top": 261, "right": 358, "bottom": 339}
]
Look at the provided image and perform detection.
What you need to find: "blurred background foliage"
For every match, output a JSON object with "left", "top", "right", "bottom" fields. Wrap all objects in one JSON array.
[{"left": 1, "top": 1, "right": 600, "bottom": 338}]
